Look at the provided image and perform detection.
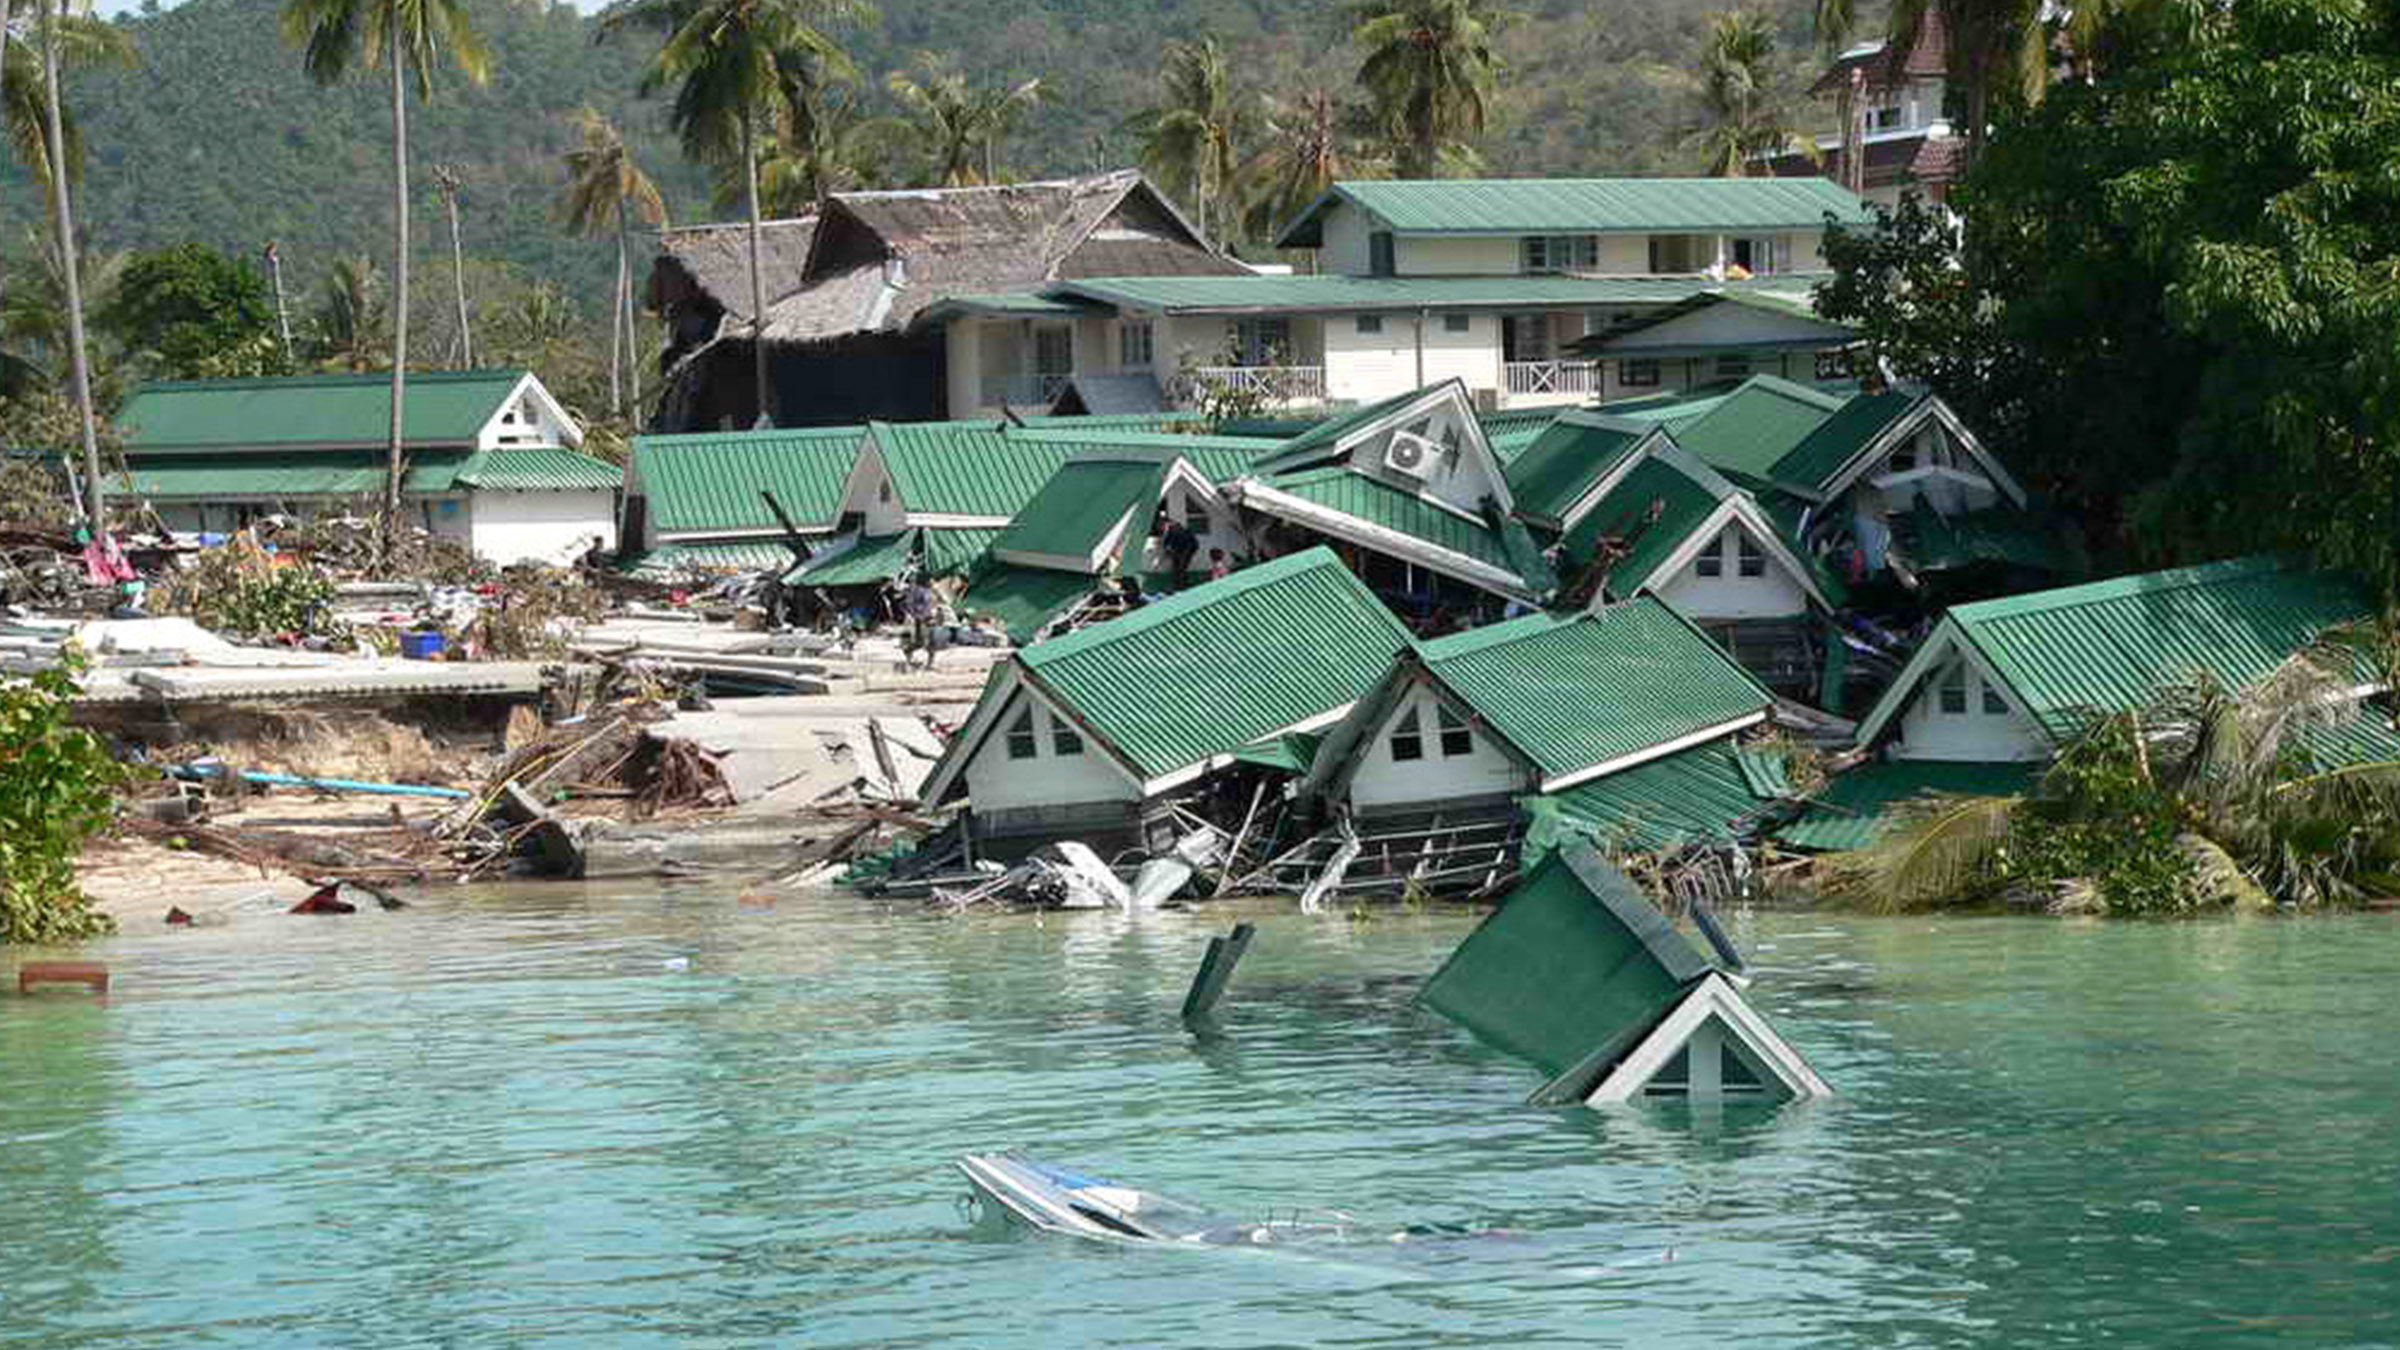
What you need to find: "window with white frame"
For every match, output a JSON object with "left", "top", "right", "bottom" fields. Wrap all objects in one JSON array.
[
  {"left": 1522, "top": 235, "right": 1600, "bottom": 271},
  {"left": 1389, "top": 706, "right": 1425, "bottom": 762},
  {"left": 1006, "top": 709, "right": 1039, "bottom": 760},
  {"left": 1696, "top": 536, "right": 1725, "bottom": 578},
  {"left": 1737, "top": 530, "right": 1765, "bottom": 577},
  {"left": 1052, "top": 713, "right": 1083, "bottom": 757},
  {"left": 1356, "top": 313, "right": 1384, "bottom": 335},
  {"left": 1937, "top": 665, "right": 1969, "bottom": 715},
  {"left": 1117, "top": 320, "right": 1154, "bottom": 370},
  {"left": 1436, "top": 704, "right": 1474, "bottom": 758}
]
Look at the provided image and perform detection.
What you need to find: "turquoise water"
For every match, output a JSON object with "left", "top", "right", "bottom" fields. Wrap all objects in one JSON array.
[{"left": 5, "top": 889, "right": 2400, "bottom": 1348}]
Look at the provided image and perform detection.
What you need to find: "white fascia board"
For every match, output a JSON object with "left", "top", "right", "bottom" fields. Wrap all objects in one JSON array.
[
  {"left": 1585, "top": 971, "right": 1832, "bottom": 1105},
  {"left": 1236, "top": 480, "right": 1534, "bottom": 601},
  {"left": 900, "top": 512, "right": 1012, "bottom": 529},
  {"left": 1087, "top": 502, "right": 1144, "bottom": 572},
  {"left": 989, "top": 546, "right": 1101, "bottom": 573},
  {"left": 1730, "top": 496, "right": 1832, "bottom": 610},
  {"left": 833, "top": 442, "right": 893, "bottom": 520},
  {"left": 1855, "top": 622, "right": 1989, "bottom": 747},
  {"left": 659, "top": 525, "right": 835, "bottom": 543},
  {"left": 511, "top": 372, "right": 585, "bottom": 449},
  {"left": 1632, "top": 497, "right": 1746, "bottom": 593},
  {"left": 920, "top": 665, "right": 1022, "bottom": 805},
  {"left": 1554, "top": 430, "right": 1673, "bottom": 535},
  {"left": 1139, "top": 700, "right": 1364, "bottom": 796},
  {"left": 1823, "top": 396, "right": 2026, "bottom": 507},
  {"left": 1928, "top": 399, "right": 2028, "bottom": 505},
  {"left": 1539, "top": 712, "right": 1767, "bottom": 794}
]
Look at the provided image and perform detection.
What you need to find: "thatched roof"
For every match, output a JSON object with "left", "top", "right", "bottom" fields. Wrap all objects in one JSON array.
[
  {"left": 664, "top": 170, "right": 1243, "bottom": 347},
  {"left": 653, "top": 216, "right": 820, "bottom": 318}
]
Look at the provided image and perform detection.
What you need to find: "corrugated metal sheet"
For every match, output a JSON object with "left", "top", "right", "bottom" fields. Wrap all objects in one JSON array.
[
  {"left": 956, "top": 564, "right": 1101, "bottom": 643},
  {"left": 1951, "top": 557, "right": 2373, "bottom": 740},
  {"left": 1529, "top": 738, "right": 1778, "bottom": 852},
  {"left": 110, "top": 450, "right": 474, "bottom": 498},
  {"left": 1767, "top": 390, "right": 1916, "bottom": 492},
  {"left": 920, "top": 527, "right": 1001, "bottom": 578},
  {"left": 1418, "top": 601, "right": 1771, "bottom": 779},
  {"left": 790, "top": 530, "right": 919, "bottom": 586},
  {"left": 990, "top": 459, "right": 1168, "bottom": 566},
  {"left": 618, "top": 540, "right": 801, "bottom": 578},
  {"left": 1230, "top": 729, "right": 1324, "bottom": 774},
  {"left": 633, "top": 425, "right": 866, "bottom": 533},
  {"left": 1263, "top": 468, "right": 1521, "bottom": 574},
  {"left": 120, "top": 370, "right": 526, "bottom": 451},
  {"left": 1018, "top": 547, "right": 1413, "bottom": 780},
  {"left": 872, "top": 423, "right": 1086, "bottom": 519},
  {"left": 1503, "top": 412, "right": 1650, "bottom": 526},
  {"left": 1775, "top": 759, "right": 2038, "bottom": 853},
  {"left": 2297, "top": 713, "right": 2400, "bottom": 769},
  {"left": 1669, "top": 376, "right": 1846, "bottom": 482},
  {"left": 1008, "top": 430, "right": 1286, "bottom": 484},
  {"left": 1280, "top": 177, "right": 1871, "bottom": 244},
  {"left": 1057, "top": 272, "right": 1820, "bottom": 316},
  {"left": 1556, "top": 449, "right": 1728, "bottom": 586},
  {"left": 1896, "top": 500, "right": 2071, "bottom": 574},
  {"left": 456, "top": 448, "right": 622, "bottom": 491}
]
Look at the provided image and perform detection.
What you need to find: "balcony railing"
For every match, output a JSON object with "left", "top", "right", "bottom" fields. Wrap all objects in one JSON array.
[
  {"left": 1188, "top": 365, "right": 1326, "bottom": 403},
  {"left": 979, "top": 371, "right": 1073, "bottom": 407},
  {"left": 1504, "top": 360, "right": 1602, "bottom": 397}
]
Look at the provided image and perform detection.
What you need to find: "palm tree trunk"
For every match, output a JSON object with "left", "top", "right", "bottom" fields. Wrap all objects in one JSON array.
[
  {"left": 39, "top": 0, "right": 101, "bottom": 532},
  {"left": 386, "top": 50, "right": 411, "bottom": 545},
  {"left": 446, "top": 183, "right": 472, "bottom": 368},
  {"left": 743, "top": 112, "right": 772, "bottom": 427},
  {"left": 608, "top": 198, "right": 626, "bottom": 417},
  {"left": 0, "top": 0, "right": 15, "bottom": 331},
  {"left": 626, "top": 243, "right": 643, "bottom": 420}
]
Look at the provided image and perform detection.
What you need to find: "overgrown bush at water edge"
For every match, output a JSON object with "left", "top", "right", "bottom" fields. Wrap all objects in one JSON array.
[{"left": 0, "top": 652, "right": 127, "bottom": 944}]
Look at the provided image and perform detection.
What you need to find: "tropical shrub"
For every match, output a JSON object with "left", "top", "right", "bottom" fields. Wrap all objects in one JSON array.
[{"left": 0, "top": 652, "right": 124, "bottom": 944}]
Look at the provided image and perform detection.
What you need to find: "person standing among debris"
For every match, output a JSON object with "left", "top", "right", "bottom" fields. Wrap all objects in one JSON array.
[
  {"left": 902, "top": 573, "right": 938, "bottom": 669},
  {"left": 1207, "top": 548, "right": 1231, "bottom": 583},
  {"left": 1163, "top": 517, "right": 1199, "bottom": 589}
]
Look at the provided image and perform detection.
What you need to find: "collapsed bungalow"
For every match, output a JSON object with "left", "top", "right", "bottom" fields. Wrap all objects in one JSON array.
[
  {"left": 617, "top": 423, "right": 864, "bottom": 579},
  {"left": 110, "top": 370, "right": 615, "bottom": 565},
  {"left": 916, "top": 547, "right": 1414, "bottom": 858}
]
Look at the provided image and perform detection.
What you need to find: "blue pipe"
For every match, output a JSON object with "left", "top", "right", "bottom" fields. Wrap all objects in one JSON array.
[{"left": 168, "top": 765, "right": 473, "bottom": 800}]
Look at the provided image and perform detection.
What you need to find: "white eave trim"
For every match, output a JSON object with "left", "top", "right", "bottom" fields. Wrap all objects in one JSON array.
[
  {"left": 1585, "top": 971, "right": 1833, "bottom": 1105},
  {"left": 1232, "top": 479, "right": 1534, "bottom": 601},
  {"left": 1631, "top": 497, "right": 1831, "bottom": 611},
  {"left": 1539, "top": 711, "right": 1768, "bottom": 794}
]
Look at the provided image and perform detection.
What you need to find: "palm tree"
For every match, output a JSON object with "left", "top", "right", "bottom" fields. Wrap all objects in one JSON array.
[
  {"left": 1687, "top": 11, "right": 1816, "bottom": 178},
  {"left": 1239, "top": 89, "right": 1384, "bottom": 244},
  {"left": 34, "top": 0, "right": 103, "bottom": 527},
  {"left": 884, "top": 52, "right": 1042, "bottom": 189},
  {"left": 0, "top": 3, "right": 135, "bottom": 212},
  {"left": 739, "top": 83, "right": 897, "bottom": 215},
  {"left": 602, "top": 0, "right": 865, "bottom": 429},
  {"left": 1124, "top": 37, "right": 1253, "bottom": 248},
  {"left": 561, "top": 108, "right": 667, "bottom": 419},
  {"left": 1347, "top": 0, "right": 1515, "bottom": 179},
  {"left": 304, "top": 255, "right": 388, "bottom": 373},
  {"left": 283, "top": 0, "right": 492, "bottom": 543},
  {"left": 1847, "top": 0, "right": 2051, "bottom": 166},
  {"left": 0, "top": 228, "right": 122, "bottom": 381}
]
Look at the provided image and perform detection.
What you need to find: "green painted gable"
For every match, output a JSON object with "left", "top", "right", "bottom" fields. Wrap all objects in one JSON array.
[
  {"left": 633, "top": 425, "right": 865, "bottom": 534},
  {"left": 1017, "top": 547, "right": 1414, "bottom": 781},
  {"left": 1668, "top": 375, "right": 1847, "bottom": 482},
  {"left": 121, "top": 370, "right": 532, "bottom": 452},
  {"left": 1417, "top": 600, "right": 1771, "bottom": 781}
]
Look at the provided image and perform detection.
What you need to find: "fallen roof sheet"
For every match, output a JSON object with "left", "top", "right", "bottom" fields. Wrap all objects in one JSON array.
[
  {"left": 1774, "top": 759, "right": 2040, "bottom": 853},
  {"left": 1525, "top": 737, "right": 1783, "bottom": 855}
]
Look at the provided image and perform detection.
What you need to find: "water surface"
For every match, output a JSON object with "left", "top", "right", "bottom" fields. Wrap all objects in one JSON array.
[{"left": 4, "top": 889, "right": 2397, "bottom": 1347}]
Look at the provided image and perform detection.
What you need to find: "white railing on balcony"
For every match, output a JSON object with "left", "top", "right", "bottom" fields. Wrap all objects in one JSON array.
[
  {"left": 1189, "top": 365, "right": 1327, "bottom": 403},
  {"left": 1504, "top": 361, "right": 1602, "bottom": 398},
  {"left": 980, "top": 372, "right": 1073, "bottom": 407}
]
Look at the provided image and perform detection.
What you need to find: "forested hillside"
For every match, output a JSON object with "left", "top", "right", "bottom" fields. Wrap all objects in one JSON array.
[{"left": 13, "top": 0, "right": 1836, "bottom": 308}]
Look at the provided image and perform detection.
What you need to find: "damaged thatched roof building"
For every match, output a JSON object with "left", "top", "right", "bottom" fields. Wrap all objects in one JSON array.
[{"left": 648, "top": 170, "right": 1244, "bottom": 431}]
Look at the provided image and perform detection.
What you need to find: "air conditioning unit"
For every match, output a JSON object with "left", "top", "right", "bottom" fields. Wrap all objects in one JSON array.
[{"left": 1384, "top": 429, "right": 1442, "bottom": 481}]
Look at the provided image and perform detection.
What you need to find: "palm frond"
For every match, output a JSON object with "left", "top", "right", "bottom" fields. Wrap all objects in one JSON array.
[{"left": 1839, "top": 791, "right": 2024, "bottom": 913}]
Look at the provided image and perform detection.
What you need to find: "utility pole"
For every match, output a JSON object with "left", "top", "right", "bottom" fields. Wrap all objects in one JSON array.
[
  {"left": 434, "top": 164, "right": 474, "bottom": 368},
  {"left": 265, "top": 240, "right": 294, "bottom": 357}
]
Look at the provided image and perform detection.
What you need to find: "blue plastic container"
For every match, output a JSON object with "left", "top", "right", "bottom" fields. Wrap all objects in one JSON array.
[{"left": 399, "top": 631, "right": 447, "bottom": 660}]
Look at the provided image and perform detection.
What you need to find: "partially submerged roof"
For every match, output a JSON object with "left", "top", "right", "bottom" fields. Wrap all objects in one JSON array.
[
  {"left": 955, "top": 563, "right": 1105, "bottom": 645},
  {"left": 1774, "top": 759, "right": 2040, "bottom": 853},
  {"left": 788, "top": 528, "right": 922, "bottom": 586},
  {"left": 1275, "top": 177, "right": 1872, "bottom": 248},
  {"left": 1054, "top": 272, "right": 1829, "bottom": 317},
  {"left": 1525, "top": 736, "right": 1789, "bottom": 855},
  {"left": 632, "top": 425, "right": 866, "bottom": 536},
  {"left": 119, "top": 370, "right": 566, "bottom": 453},
  {"left": 1856, "top": 556, "right": 2377, "bottom": 747}
]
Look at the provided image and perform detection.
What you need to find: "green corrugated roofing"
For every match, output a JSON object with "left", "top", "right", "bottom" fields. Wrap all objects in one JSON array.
[
  {"left": 790, "top": 530, "right": 919, "bottom": 585},
  {"left": 919, "top": 291, "right": 1110, "bottom": 319},
  {"left": 1419, "top": 842, "right": 1714, "bottom": 1093},
  {"left": 1897, "top": 500, "right": 2067, "bottom": 574},
  {"left": 1261, "top": 467, "right": 1523, "bottom": 577},
  {"left": 1503, "top": 412, "right": 1652, "bottom": 526},
  {"left": 1416, "top": 600, "right": 1770, "bottom": 781},
  {"left": 1271, "top": 384, "right": 1444, "bottom": 461},
  {"left": 1592, "top": 384, "right": 1742, "bottom": 429},
  {"left": 1231, "top": 729, "right": 1325, "bottom": 774},
  {"left": 633, "top": 425, "right": 866, "bottom": 533},
  {"left": 990, "top": 458, "right": 1169, "bottom": 569},
  {"left": 870, "top": 422, "right": 1086, "bottom": 519},
  {"left": 1775, "top": 759, "right": 2039, "bottom": 853},
  {"left": 920, "top": 527, "right": 1001, "bottom": 578},
  {"left": 456, "top": 447, "right": 621, "bottom": 491},
  {"left": 1556, "top": 446, "right": 1736, "bottom": 590},
  {"left": 1529, "top": 737, "right": 1781, "bottom": 853},
  {"left": 1487, "top": 428, "right": 1546, "bottom": 466},
  {"left": 1943, "top": 557, "right": 2374, "bottom": 742},
  {"left": 1014, "top": 412, "right": 1214, "bottom": 432},
  {"left": 2296, "top": 712, "right": 2400, "bottom": 771},
  {"left": 1016, "top": 547, "right": 1413, "bottom": 781},
  {"left": 109, "top": 450, "right": 474, "bottom": 498},
  {"left": 618, "top": 540, "right": 802, "bottom": 578},
  {"left": 956, "top": 563, "right": 1102, "bottom": 644},
  {"left": 1056, "top": 273, "right": 1822, "bottom": 316},
  {"left": 1668, "top": 376, "right": 1847, "bottom": 482},
  {"left": 121, "top": 370, "right": 531, "bottom": 452},
  {"left": 1009, "top": 430, "right": 1285, "bottom": 484},
  {"left": 1763, "top": 389, "right": 1916, "bottom": 493},
  {"left": 1278, "top": 177, "right": 1871, "bottom": 246}
]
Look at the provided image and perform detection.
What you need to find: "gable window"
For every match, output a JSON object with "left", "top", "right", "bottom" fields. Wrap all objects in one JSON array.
[
  {"left": 1696, "top": 537, "right": 1725, "bottom": 578},
  {"left": 1356, "top": 313, "right": 1384, "bottom": 335},
  {"left": 878, "top": 479, "right": 893, "bottom": 504},
  {"left": 1436, "top": 704, "right": 1474, "bottom": 758},
  {"left": 1442, "top": 313, "right": 1473, "bottom": 335},
  {"left": 1716, "top": 353, "right": 1754, "bottom": 378},
  {"left": 1981, "top": 685, "right": 2009, "bottom": 717},
  {"left": 1369, "top": 231, "right": 1395, "bottom": 277},
  {"left": 1522, "top": 235, "right": 1599, "bottom": 272},
  {"left": 1006, "top": 710, "right": 1039, "bottom": 760},
  {"left": 1117, "top": 320, "right": 1154, "bottom": 370},
  {"left": 1052, "top": 714, "right": 1084, "bottom": 757},
  {"left": 1620, "top": 359, "right": 1661, "bottom": 388},
  {"left": 1938, "top": 666, "right": 1969, "bottom": 715},
  {"left": 1737, "top": 531, "right": 1765, "bottom": 577},
  {"left": 1389, "top": 707, "right": 1425, "bottom": 762}
]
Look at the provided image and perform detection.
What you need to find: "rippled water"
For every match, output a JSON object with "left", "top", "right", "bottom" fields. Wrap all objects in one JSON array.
[{"left": 5, "top": 888, "right": 2400, "bottom": 1348}]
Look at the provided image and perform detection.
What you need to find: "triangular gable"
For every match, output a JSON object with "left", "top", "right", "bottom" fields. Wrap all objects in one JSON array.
[
  {"left": 918, "top": 664, "right": 1148, "bottom": 807},
  {"left": 480, "top": 372, "right": 585, "bottom": 450},
  {"left": 1504, "top": 411, "right": 1672, "bottom": 531},
  {"left": 1574, "top": 292, "right": 1857, "bottom": 362},
  {"left": 1257, "top": 380, "right": 1516, "bottom": 519},
  {"left": 1803, "top": 393, "right": 2027, "bottom": 507},
  {"left": 1054, "top": 176, "right": 1229, "bottom": 278},
  {"left": 1611, "top": 493, "right": 1835, "bottom": 614},
  {"left": 1577, "top": 972, "right": 1832, "bottom": 1105},
  {"left": 990, "top": 452, "right": 1215, "bottom": 575}
]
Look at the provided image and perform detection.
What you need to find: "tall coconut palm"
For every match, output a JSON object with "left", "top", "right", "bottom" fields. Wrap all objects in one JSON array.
[
  {"left": 0, "top": 226, "right": 122, "bottom": 382},
  {"left": 283, "top": 0, "right": 491, "bottom": 543},
  {"left": 602, "top": 0, "right": 865, "bottom": 429},
  {"left": 739, "top": 83, "right": 898, "bottom": 216},
  {"left": 304, "top": 255, "right": 388, "bottom": 373},
  {"left": 884, "top": 52, "right": 1042, "bottom": 189},
  {"left": 1123, "top": 37, "right": 1253, "bottom": 248},
  {"left": 1239, "top": 89, "right": 1384, "bottom": 244},
  {"left": 1688, "top": 11, "right": 1815, "bottom": 178},
  {"left": 0, "top": 2, "right": 135, "bottom": 212},
  {"left": 561, "top": 108, "right": 667, "bottom": 419},
  {"left": 34, "top": 0, "right": 104, "bottom": 527},
  {"left": 1347, "top": 0, "right": 1514, "bottom": 179}
]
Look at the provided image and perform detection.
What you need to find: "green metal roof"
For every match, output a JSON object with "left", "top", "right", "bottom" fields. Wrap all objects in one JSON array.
[
  {"left": 1896, "top": 500, "right": 2070, "bottom": 574},
  {"left": 1899, "top": 556, "right": 2375, "bottom": 744},
  {"left": 1569, "top": 290, "right": 1854, "bottom": 361},
  {"left": 1556, "top": 446, "right": 1738, "bottom": 591},
  {"left": 632, "top": 425, "right": 866, "bottom": 534},
  {"left": 956, "top": 563, "right": 1103, "bottom": 644},
  {"left": 990, "top": 457, "right": 1170, "bottom": 570},
  {"left": 1271, "top": 384, "right": 1446, "bottom": 462},
  {"left": 920, "top": 527, "right": 1001, "bottom": 578},
  {"left": 455, "top": 447, "right": 621, "bottom": 491},
  {"left": 1230, "top": 729, "right": 1326, "bottom": 774},
  {"left": 1416, "top": 600, "right": 1771, "bottom": 781},
  {"left": 120, "top": 370, "right": 533, "bottom": 452},
  {"left": 1592, "top": 384, "right": 1743, "bottom": 428},
  {"left": 789, "top": 529, "right": 919, "bottom": 586},
  {"left": 618, "top": 539, "right": 803, "bottom": 579},
  {"left": 869, "top": 422, "right": 1090, "bottom": 519},
  {"left": 1419, "top": 841, "right": 1714, "bottom": 1097},
  {"left": 1014, "top": 412, "right": 1215, "bottom": 433},
  {"left": 916, "top": 291, "right": 1111, "bottom": 321},
  {"left": 1527, "top": 737, "right": 1782, "bottom": 854},
  {"left": 1008, "top": 429, "right": 1285, "bottom": 484},
  {"left": 1775, "top": 759, "right": 2039, "bottom": 853},
  {"left": 1277, "top": 177, "right": 1872, "bottom": 247},
  {"left": 1760, "top": 389, "right": 1916, "bottom": 493},
  {"left": 1016, "top": 547, "right": 1413, "bottom": 781},
  {"left": 1260, "top": 466, "right": 1528, "bottom": 580},
  {"left": 1667, "top": 376, "right": 1848, "bottom": 483},
  {"left": 1055, "top": 273, "right": 1823, "bottom": 317},
  {"left": 109, "top": 450, "right": 474, "bottom": 498},
  {"left": 2295, "top": 712, "right": 2400, "bottom": 771},
  {"left": 1502, "top": 412, "right": 1653, "bottom": 527}
]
